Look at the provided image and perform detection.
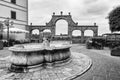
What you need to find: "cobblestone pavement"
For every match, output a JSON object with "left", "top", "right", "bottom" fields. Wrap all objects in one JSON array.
[
  {"left": 0, "top": 46, "right": 91, "bottom": 80},
  {"left": 71, "top": 44, "right": 120, "bottom": 80},
  {"left": 0, "top": 44, "right": 120, "bottom": 80}
]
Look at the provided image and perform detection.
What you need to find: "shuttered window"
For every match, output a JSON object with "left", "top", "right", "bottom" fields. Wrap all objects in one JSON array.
[
  {"left": 11, "top": 0, "right": 16, "bottom": 4},
  {"left": 11, "top": 11, "right": 16, "bottom": 19}
]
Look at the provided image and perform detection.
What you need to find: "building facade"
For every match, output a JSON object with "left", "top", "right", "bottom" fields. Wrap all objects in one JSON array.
[{"left": 0, "top": 0, "right": 28, "bottom": 40}]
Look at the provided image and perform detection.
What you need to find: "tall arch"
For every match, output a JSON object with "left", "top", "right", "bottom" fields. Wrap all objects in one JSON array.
[
  {"left": 46, "top": 12, "right": 78, "bottom": 38},
  {"left": 55, "top": 20, "right": 68, "bottom": 35}
]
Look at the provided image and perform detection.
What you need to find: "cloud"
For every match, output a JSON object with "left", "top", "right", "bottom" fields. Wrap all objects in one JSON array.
[
  {"left": 29, "top": 0, "right": 120, "bottom": 35},
  {"left": 29, "top": 0, "right": 68, "bottom": 12},
  {"left": 84, "top": 0, "right": 110, "bottom": 15},
  {"left": 86, "top": 4, "right": 109, "bottom": 15},
  {"left": 83, "top": 0, "right": 99, "bottom": 4}
]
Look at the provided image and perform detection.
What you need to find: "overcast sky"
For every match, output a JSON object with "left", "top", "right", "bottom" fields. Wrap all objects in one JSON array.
[{"left": 29, "top": 0, "right": 120, "bottom": 35}]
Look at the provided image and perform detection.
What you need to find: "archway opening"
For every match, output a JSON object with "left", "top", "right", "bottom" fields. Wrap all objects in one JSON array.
[
  {"left": 42, "top": 29, "right": 52, "bottom": 39},
  {"left": 43, "top": 29, "right": 51, "bottom": 33},
  {"left": 72, "top": 30, "right": 81, "bottom": 37},
  {"left": 84, "top": 30, "right": 94, "bottom": 37},
  {"left": 31, "top": 29, "right": 40, "bottom": 35},
  {"left": 72, "top": 30, "right": 81, "bottom": 43},
  {"left": 55, "top": 20, "right": 68, "bottom": 35},
  {"left": 84, "top": 30, "right": 94, "bottom": 40},
  {"left": 31, "top": 29, "right": 40, "bottom": 40}
]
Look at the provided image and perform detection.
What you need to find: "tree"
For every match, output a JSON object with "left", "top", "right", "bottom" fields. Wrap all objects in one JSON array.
[{"left": 108, "top": 6, "right": 120, "bottom": 32}]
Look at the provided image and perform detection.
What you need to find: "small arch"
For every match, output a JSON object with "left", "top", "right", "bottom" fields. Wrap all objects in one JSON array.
[
  {"left": 31, "top": 29, "right": 40, "bottom": 42},
  {"left": 42, "top": 29, "right": 52, "bottom": 39},
  {"left": 55, "top": 20, "right": 68, "bottom": 35},
  {"left": 72, "top": 30, "right": 81, "bottom": 37},
  {"left": 84, "top": 30, "right": 94, "bottom": 37},
  {"left": 55, "top": 18, "right": 68, "bottom": 23},
  {"left": 43, "top": 29, "right": 51, "bottom": 33},
  {"left": 31, "top": 29, "right": 40, "bottom": 35}
]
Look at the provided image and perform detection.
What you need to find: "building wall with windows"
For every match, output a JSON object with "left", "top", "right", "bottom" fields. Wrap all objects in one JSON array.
[{"left": 0, "top": 0, "right": 28, "bottom": 40}]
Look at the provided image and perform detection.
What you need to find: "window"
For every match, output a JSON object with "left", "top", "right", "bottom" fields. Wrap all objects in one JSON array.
[
  {"left": 11, "top": 0, "right": 16, "bottom": 4},
  {"left": 11, "top": 11, "right": 16, "bottom": 19}
]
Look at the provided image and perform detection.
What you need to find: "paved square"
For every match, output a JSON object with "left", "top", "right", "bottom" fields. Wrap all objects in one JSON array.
[
  {"left": 0, "top": 45, "right": 92, "bottom": 80},
  {"left": 0, "top": 44, "right": 120, "bottom": 80}
]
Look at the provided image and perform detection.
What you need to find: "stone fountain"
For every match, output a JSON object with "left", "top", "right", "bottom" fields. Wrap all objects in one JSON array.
[
  {"left": 0, "top": 37, "right": 92, "bottom": 80},
  {"left": 9, "top": 38, "right": 72, "bottom": 72}
]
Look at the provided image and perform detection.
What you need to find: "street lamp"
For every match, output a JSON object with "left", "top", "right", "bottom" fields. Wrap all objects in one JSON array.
[{"left": 4, "top": 17, "right": 14, "bottom": 46}]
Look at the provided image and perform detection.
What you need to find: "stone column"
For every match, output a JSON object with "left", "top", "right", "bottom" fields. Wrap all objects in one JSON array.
[
  {"left": 81, "top": 31, "right": 84, "bottom": 43},
  {"left": 29, "top": 30, "right": 32, "bottom": 42},
  {"left": 39, "top": 30, "right": 43, "bottom": 43},
  {"left": 68, "top": 28, "right": 72, "bottom": 43},
  {"left": 51, "top": 27, "right": 55, "bottom": 40},
  {"left": 25, "top": 25, "right": 30, "bottom": 40},
  {"left": 29, "top": 23, "right": 32, "bottom": 42},
  {"left": 93, "top": 31, "right": 98, "bottom": 37}
]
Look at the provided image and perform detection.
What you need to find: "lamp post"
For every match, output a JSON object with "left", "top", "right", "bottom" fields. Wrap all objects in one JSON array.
[{"left": 4, "top": 17, "right": 13, "bottom": 46}]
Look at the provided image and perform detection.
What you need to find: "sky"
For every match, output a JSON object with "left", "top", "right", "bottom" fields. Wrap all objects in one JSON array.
[{"left": 29, "top": 0, "right": 120, "bottom": 36}]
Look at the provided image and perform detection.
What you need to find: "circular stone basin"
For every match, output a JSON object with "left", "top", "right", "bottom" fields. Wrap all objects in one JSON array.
[{"left": 9, "top": 43, "right": 72, "bottom": 72}]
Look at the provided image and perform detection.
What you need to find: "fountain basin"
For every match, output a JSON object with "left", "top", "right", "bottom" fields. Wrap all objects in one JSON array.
[{"left": 9, "top": 43, "right": 71, "bottom": 72}]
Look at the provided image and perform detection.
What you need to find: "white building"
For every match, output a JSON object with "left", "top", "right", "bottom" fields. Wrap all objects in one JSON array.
[{"left": 0, "top": 0, "right": 28, "bottom": 40}]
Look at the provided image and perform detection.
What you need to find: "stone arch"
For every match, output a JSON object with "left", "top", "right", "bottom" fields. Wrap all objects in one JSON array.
[
  {"left": 28, "top": 12, "right": 98, "bottom": 43},
  {"left": 46, "top": 14, "right": 77, "bottom": 27},
  {"left": 42, "top": 29, "right": 52, "bottom": 39},
  {"left": 46, "top": 12, "right": 78, "bottom": 37},
  {"left": 30, "top": 29, "right": 40, "bottom": 43},
  {"left": 84, "top": 30, "right": 94, "bottom": 41},
  {"left": 72, "top": 30, "right": 82, "bottom": 43},
  {"left": 54, "top": 18, "right": 69, "bottom": 24},
  {"left": 84, "top": 30, "right": 94, "bottom": 37},
  {"left": 31, "top": 29, "right": 40, "bottom": 35},
  {"left": 43, "top": 29, "right": 51, "bottom": 33},
  {"left": 72, "top": 30, "right": 81, "bottom": 37}
]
